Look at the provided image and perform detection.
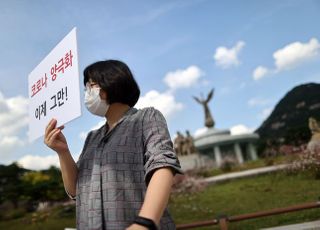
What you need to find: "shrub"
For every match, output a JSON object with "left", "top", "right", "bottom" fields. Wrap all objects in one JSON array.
[
  {"left": 0, "top": 208, "right": 27, "bottom": 220},
  {"left": 288, "top": 142, "right": 320, "bottom": 179},
  {"left": 56, "top": 204, "right": 76, "bottom": 218},
  {"left": 30, "top": 211, "right": 50, "bottom": 224},
  {"left": 172, "top": 173, "right": 207, "bottom": 195},
  {"left": 220, "top": 156, "right": 237, "bottom": 172}
]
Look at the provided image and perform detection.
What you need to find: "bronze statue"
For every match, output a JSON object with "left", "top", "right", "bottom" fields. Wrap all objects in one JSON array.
[
  {"left": 193, "top": 88, "right": 215, "bottom": 128},
  {"left": 174, "top": 131, "right": 185, "bottom": 156},
  {"left": 183, "top": 130, "right": 197, "bottom": 155},
  {"left": 174, "top": 130, "right": 197, "bottom": 156}
]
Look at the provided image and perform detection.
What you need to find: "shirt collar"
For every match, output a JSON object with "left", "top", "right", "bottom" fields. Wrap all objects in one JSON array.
[{"left": 101, "top": 107, "right": 138, "bottom": 139}]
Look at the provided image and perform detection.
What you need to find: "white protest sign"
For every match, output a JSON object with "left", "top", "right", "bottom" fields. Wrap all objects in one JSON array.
[{"left": 28, "top": 27, "right": 81, "bottom": 142}]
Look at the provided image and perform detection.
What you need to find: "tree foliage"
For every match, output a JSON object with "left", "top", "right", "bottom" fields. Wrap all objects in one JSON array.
[{"left": 0, "top": 164, "right": 67, "bottom": 209}]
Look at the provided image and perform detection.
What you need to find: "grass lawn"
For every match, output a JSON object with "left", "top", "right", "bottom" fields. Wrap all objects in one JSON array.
[
  {"left": 0, "top": 161, "right": 319, "bottom": 230},
  {"left": 169, "top": 171, "right": 320, "bottom": 229},
  {"left": 0, "top": 205, "right": 76, "bottom": 230},
  {"left": 202, "top": 155, "right": 298, "bottom": 178}
]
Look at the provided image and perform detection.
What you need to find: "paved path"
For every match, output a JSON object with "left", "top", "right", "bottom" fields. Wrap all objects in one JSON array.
[
  {"left": 202, "top": 164, "right": 320, "bottom": 230},
  {"left": 203, "top": 164, "right": 289, "bottom": 184},
  {"left": 261, "top": 220, "right": 320, "bottom": 230}
]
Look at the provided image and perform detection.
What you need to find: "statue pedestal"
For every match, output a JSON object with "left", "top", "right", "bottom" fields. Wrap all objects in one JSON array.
[
  {"left": 178, "top": 153, "right": 215, "bottom": 171},
  {"left": 307, "top": 140, "right": 320, "bottom": 153},
  {"left": 194, "top": 127, "right": 259, "bottom": 168}
]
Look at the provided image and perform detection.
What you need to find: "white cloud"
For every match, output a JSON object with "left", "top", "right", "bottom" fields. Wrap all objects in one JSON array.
[
  {"left": 0, "top": 92, "right": 29, "bottom": 158},
  {"left": 214, "top": 41, "right": 245, "bottom": 69},
  {"left": 248, "top": 97, "right": 271, "bottom": 107},
  {"left": 0, "top": 94, "right": 29, "bottom": 136},
  {"left": 79, "top": 132, "right": 88, "bottom": 141},
  {"left": 194, "top": 127, "right": 208, "bottom": 137},
  {"left": 18, "top": 154, "right": 60, "bottom": 170},
  {"left": 79, "top": 120, "right": 105, "bottom": 141},
  {"left": 274, "top": 38, "right": 320, "bottom": 71},
  {"left": 253, "top": 66, "right": 269, "bottom": 80},
  {"left": 259, "top": 107, "right": 273, "bottom": 120},
  {"left": 18, "top": 150, "right": 82, "bottom": 170},
  {"left": 0, "top": 136, "right": 24, "bottom": 154},
  {"left": 230, "top": 124, "right": 254, "bottom": 135},
  {"left": 163, "top": 65, "right": 203, "bottom": 90},
  {"left": 253, "top": 38, "right": 320, "bottom": 80},
  {"left": 135, "top": 90, "right": 183, "bottom": 119}
]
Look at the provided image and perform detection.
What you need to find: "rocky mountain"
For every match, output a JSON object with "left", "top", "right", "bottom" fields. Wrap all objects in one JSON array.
[{"left": 255, "top": 83, "right": 320, "bottom": 145}]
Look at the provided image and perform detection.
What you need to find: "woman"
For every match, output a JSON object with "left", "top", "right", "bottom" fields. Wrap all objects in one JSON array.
[{"left": 44, "top": 60, "right": 183, "bottom": 230}]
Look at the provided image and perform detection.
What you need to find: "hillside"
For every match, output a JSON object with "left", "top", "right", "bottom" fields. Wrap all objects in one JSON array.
[{"left": 255, "top": 83, "right": 320, "bottom": 144}]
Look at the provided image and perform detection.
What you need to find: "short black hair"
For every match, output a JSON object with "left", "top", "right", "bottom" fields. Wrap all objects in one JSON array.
[{"left": 83, "top": 60, "right": 140, "bottom": 107}]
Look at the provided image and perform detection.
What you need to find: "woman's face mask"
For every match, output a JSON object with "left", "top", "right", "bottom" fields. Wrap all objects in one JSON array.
[{"left": 84, "top": 83, "right": 109, "bottom": 117}]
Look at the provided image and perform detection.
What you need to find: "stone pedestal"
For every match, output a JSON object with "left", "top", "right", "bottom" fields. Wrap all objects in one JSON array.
[
  {"left": 194, "top": 127, "right": 260, "bottom": 169},
  {"left": 178, "top": 153, "right": 215, "bottom": 171},
  {"left": 248, "top": 143, "right": 258, "bottom": 160},
  {"left": 234, "top": 143, "right": 244, "bottom": 164},
  {"left": 214, "top": 146, "right": 222, "bottom": 166}
]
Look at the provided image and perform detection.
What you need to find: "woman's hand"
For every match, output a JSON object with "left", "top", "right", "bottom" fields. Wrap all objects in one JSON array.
[
  {"left": 44, "top": 119, "right": 69, "bottom": 154},
  {"left": 125, "top": 223, "right": 148, "bottom": 230}
]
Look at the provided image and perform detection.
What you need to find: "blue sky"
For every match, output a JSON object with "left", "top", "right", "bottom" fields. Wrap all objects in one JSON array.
[{"left": 0, "top": 0, "right": 319, "bottom": 169}]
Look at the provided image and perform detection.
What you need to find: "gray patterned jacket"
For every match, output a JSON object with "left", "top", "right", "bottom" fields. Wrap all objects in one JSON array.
[{"left": 73, "top": 107, "right": 183, "bottom": 230}]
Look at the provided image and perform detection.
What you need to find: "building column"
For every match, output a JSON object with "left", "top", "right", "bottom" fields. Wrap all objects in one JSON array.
[
  {"left": 234, "top": 143, "right": 244, "bottom": 164},
  {"left": 248, "top": 143, "right": 258, "bottom": 160},
  {"left": 214, "top": 145, "right": 222, "bottom": 167}
]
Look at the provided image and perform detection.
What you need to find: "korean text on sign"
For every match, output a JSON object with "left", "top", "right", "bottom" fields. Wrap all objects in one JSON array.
[{"left": 28, "top": 27, "right": 81, "bottom": 142}]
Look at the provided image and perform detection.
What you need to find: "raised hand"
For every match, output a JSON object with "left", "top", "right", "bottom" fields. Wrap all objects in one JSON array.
[{"left": 44, "top": 119, "right": 69, "bottom": 154}]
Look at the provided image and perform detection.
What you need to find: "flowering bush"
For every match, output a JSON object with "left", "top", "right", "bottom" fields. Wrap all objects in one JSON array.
[
  {"left": 288, "top": 142, "right": 320, "bottom": 179},
  {"left": 172, "top": 172, "right": 208, "bottom": 195},
  {"left": 279, "top": 144, "right": 306, "bottom": 155},
  {"left": 262, "top": 143, "right": 279, "bottom": 166},
  {"left": 220, "top": 156, "right": 238, "bottom": 172}
]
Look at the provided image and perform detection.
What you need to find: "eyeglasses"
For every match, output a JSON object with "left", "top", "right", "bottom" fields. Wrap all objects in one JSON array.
[{"left": 85, "top": 82, "right": 100, "bottom": 93}]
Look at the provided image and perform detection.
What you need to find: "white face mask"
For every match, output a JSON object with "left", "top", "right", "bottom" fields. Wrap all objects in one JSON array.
[{"left": 84, "top": 87, "right": 110, "bottom": 117}]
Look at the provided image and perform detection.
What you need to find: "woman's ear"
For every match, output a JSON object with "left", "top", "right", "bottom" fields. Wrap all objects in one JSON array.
[{"left": 99, "top": 89, "right": 107, "bottom": 100}]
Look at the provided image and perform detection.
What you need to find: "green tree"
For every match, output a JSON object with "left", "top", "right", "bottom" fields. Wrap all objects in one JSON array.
[
  {"left": 41, "top": 166, "right": 66, "bottom": 201},
  {"left": 22, "top": 167, "right": 66, "bottom": 204},
  {"left": 0, "top": 162, "right": 27, "bottom": 208}
]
